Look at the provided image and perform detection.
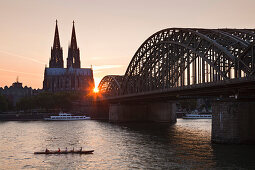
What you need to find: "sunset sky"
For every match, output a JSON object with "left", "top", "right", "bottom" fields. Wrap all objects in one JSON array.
[{"left": 1, "top": 0, "right": 255, "bottom": 89}]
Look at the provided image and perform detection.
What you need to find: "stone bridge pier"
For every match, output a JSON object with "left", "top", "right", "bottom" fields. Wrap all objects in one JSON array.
[
  {"left": 109, "top": 101, "right": 176, "bottom": 123},
  {"left": 212, "top": 99, "right": 255, "bottom": 144}
]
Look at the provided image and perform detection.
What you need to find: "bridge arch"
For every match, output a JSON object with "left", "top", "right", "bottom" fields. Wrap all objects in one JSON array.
[
  {"left": 98, "top": 28, "right": 255, "bottom": 96},
  {"left": 98, "top": 75, "right": 123, "bottom": 96},
  {"left": 121, "top": 28, "right": 255, "bottom": 95}
]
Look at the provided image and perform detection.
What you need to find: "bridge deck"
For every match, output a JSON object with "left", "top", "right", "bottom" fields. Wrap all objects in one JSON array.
[{"left": 98, "top": 77, "right": 255, "bottom": 103}]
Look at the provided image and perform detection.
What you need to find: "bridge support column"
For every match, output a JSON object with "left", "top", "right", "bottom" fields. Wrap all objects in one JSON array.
[
  {"left": 212, "top": 100, "right": 255, "bottom": 144},
  {"left": 148, "top": 102, "right": 176, "bottom": 123},
  {"left": 91, "top": 101, "right": 109, "bottom": 120},
  {"left": 109, "top": 101, "right": 176, "bottom": 123}
]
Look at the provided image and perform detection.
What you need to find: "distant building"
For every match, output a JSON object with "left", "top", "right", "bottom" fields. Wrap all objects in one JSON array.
[
  {"left": 43, "top": 20, "right": 94, "bottom": 93},
  {"left": 0, "top": 80, "right": 33, "bottom": 106}
]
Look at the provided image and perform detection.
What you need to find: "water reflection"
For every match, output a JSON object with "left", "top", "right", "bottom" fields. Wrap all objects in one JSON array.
[
  {"left": 212, "top": 144, "right": 255, "bottom": 168},
  {"left": 106, "top": 120, "right": 215, "bottom": 169},
  {"left": 0, "top": 119, "right": 255, "bottom": 169}
]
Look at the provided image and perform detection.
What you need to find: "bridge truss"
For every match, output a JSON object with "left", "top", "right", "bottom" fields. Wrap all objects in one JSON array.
[
  {"left": 99, "top": 28, "right": 255, "bottom": 96},
  {"left": 98, "top": 75, "right": 123, "bottom": 96}
]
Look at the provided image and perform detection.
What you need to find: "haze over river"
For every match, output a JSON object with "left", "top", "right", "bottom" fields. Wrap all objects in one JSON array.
[{"left": 0, "top": 119, "right": 255, "bottom": 169}]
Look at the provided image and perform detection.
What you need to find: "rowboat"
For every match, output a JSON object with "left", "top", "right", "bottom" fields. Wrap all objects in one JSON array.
[{"left": 34, "top": 150, "right": 94, "bottom": 154}]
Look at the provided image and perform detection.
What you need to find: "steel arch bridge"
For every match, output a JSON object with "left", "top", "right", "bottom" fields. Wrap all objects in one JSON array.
[
  {"left": 98, "top": 75, "right": 123, "bottom": 96},
  {"left": 99, "top": 28, "right": 255, "bottom": 96}
]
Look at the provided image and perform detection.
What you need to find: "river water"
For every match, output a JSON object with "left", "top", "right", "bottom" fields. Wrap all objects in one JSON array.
[{"left": 0, "top": 119, "right": 255, "bottom": 169}]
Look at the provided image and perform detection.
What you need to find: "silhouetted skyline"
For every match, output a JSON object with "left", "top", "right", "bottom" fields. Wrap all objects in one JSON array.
[{"left": 0, "top": 0, "right": 255, "bottom": 88}]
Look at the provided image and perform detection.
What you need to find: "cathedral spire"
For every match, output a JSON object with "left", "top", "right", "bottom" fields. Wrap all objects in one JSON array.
[
  {"left": 70, "top": 20, "right": 77, "bottom": 49},
  {"left": 67, "top": 20, "right": 81, "bottom": 68},
  {"left": 53, "top": 20, "right": 61, "bottom": 49},
  {"left": 49, "top": 19, "right": 63, "bottom": 68}
]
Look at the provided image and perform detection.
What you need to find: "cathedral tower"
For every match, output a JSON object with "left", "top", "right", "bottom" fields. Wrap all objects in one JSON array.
[
  {"left": 67, "top": 21, "right": 81, "bottom": 68},
  {"left": 44, "top": 20, "right": 94, "bottom": 93},
  {"left": 49, "top": 20, "right": 64, "bottom": 68}
]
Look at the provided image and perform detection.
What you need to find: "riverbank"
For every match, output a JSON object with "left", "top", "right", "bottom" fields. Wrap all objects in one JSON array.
[
  {"left": 0, "top": 112, "right": 107, "bottom": 121},
  {"left": 0, "top": 112, "right": 51, "bottom": 121}
]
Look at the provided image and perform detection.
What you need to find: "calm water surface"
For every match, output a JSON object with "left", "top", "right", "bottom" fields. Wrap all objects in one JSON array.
[{"left": 0, "top": 119, "right": 255, "bottom": 169}]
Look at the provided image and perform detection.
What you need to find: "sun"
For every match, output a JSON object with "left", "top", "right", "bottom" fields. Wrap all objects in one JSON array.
[{"left": 93, "top": 87, "right": 99, "bottom": 93}]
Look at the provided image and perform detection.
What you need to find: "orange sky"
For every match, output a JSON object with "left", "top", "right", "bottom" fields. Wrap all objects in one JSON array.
[{"left": 0, "top": 0, "right": 255, "bottom": 89}]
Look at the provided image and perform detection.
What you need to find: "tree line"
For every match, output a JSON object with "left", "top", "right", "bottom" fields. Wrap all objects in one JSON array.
[
  {"left": 16, "top": 92, "right": 85, "bottom": 112},
  {"left": 0, "top": 94, "right": 10, "bottom": 112}
]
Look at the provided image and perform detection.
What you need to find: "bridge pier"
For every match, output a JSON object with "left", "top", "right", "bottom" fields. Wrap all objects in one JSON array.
[
  {"left": 109, "top": 101, "right": 176, "bottom": 123},
  {"left": 212, "top": 100, "right": 255, "bottom": 144},
  {"left": 91, "top": 101, "right": 109, "bottom": 120}
]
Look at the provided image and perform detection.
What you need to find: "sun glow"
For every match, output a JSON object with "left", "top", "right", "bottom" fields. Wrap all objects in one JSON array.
[{"left": 93, "top": 87, "right": 99, "bottom": 93}]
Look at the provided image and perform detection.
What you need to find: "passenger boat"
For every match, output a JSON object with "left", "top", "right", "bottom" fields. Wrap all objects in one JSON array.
[
  {"left": 34, "top": 150, "right": 94, "bottom": 154},
  {"left": 44, "top": 113, "right": 91, "bottom": 121},
  {"left": 182, "top": 113, "right": 212, "bottom": 119}
]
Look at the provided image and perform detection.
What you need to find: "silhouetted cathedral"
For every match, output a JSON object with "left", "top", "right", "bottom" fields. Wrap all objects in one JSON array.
[{"left": 43, "top": 20, "right": 94, "bottom": 92}]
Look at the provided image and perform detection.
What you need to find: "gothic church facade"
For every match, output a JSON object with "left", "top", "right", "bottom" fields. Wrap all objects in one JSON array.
[{"left": 43, "top": 21, "right": 94, "bottom": 93}]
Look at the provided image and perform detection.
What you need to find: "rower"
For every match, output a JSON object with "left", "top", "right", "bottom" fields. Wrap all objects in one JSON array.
[
  {"left": 45, "top": 148, "right": 49, "bottom": 153},
  {"left": 65, "top": 147, "right": 68, "bottom": 152},
  {"left": 58, "top": 148, "right": 60, "bottom": 152},
  {"left": 80, "top": 147, "right": 82, "bottom": 152}
]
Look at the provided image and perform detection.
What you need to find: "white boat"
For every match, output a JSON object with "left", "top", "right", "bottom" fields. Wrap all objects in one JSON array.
[
  {"left": 182, "top": 113, "right": 212, "bottom": 119},
  {"left": 44, "top": 113, "right": 91, "bottom": 121}
]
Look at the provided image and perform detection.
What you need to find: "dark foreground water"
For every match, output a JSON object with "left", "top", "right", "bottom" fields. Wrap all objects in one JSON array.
[{"left": 0, "top": 119, "right": 255, "bottom": 169}]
